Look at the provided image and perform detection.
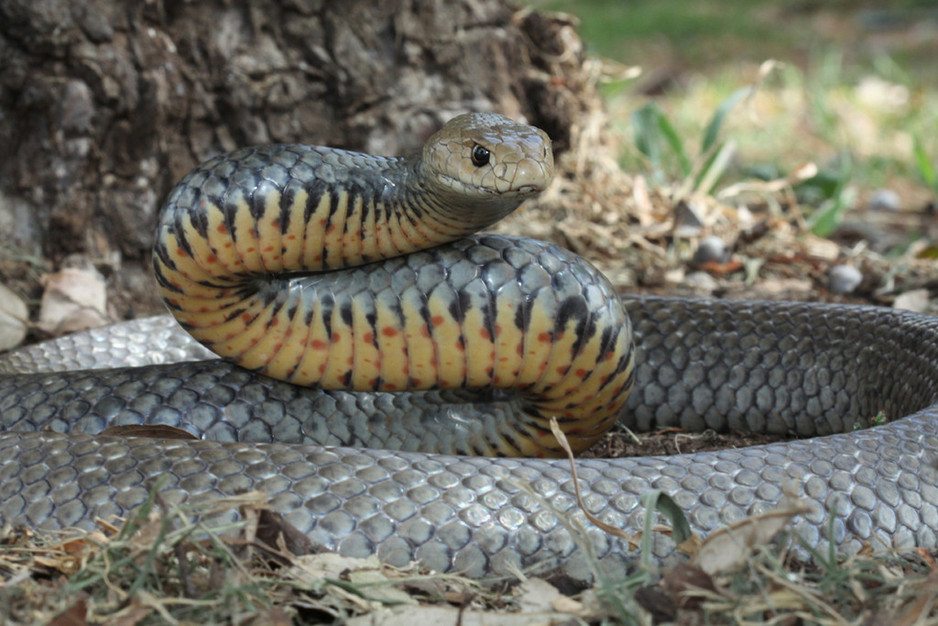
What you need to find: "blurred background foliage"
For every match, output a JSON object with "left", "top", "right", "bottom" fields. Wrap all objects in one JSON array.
[{"left": 532, "top": 0, "right": 938, "bottom": 242}]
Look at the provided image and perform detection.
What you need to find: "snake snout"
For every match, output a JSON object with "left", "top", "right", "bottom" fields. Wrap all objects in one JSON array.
[{"left": 509, "top": 155, "right": 553, "bottom": 194}]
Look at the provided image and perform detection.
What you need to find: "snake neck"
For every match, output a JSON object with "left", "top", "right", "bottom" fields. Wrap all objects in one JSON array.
[{"left": 154, "top": 145, "right": 528, "bottom": 283}]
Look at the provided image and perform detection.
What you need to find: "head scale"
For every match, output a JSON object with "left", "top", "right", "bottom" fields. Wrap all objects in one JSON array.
[{"left": 420, "top": 113, "right": 554, "bottom": 217}]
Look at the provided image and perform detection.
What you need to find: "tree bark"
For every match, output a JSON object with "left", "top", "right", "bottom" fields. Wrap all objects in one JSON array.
[{"left": 0, "top": 0, "right": 600, "bottom": 318}]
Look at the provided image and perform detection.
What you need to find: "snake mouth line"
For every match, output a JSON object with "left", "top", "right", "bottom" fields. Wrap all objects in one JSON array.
[{"left": 434, "top": 173, "right": 546, "bottom": 198}]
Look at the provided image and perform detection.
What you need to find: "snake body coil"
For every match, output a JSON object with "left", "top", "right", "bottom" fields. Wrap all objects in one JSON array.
[{"left": 2, "top": 113, "right": 938, "bottom": 581}]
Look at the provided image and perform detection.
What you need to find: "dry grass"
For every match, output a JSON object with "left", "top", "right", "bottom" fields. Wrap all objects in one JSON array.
[
  {"left": 5, "top": 480, "right": 938, "bottom": 624},
  {"left": 3, "top": 5, "right": 938, "bottom": 625}
]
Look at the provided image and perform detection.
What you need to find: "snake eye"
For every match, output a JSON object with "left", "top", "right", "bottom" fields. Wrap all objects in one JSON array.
[{"left": 470, "top": 144, "right": 490, "bottom": 167}]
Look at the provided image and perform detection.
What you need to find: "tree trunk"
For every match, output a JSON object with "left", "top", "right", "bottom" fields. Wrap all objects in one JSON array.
[{"left": 0, "top": 0, "right": 600, "bottom": 320}]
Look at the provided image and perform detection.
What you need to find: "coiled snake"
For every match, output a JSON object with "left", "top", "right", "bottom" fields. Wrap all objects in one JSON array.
[{"left": 2, "top": 113, "right": 938, "bottom": 582}]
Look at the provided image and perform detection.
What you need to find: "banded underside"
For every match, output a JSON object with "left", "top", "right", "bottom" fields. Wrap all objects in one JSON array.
[{"left": 153, "top": 142, "right": 633, "bottom": 456}]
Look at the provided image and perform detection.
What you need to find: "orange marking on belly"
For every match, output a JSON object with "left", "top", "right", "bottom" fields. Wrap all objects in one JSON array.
[
  {"left": 556, "top": 366, "right": 567, "bottom": 375},
  {"left": 479, "top": 328, "right": 490, "bottom": 340},
  {"left": 575, "top": 368, "right": 588, "bottom": 378},
  {"left": 311, "top": 339, "right": 327, "bottom": 350},
  {"left": 318, "top": 363, "right": 326, "bottom": 374},
  {"left": 382, "top": 327, "right": 398, "bottom": 337},
  {"left": 537, "top": 332, "right": 551, "bottom": 343},
  {"left": 363, "top": 332, "right": 374, "bottom": 344},
  {"left": 420, "top": 324, "right": 430, "bottom": 338},
  {"left": 270, "top": 318, "right": 279, "bottom": 327},
  {"left": 216, "top": 224, "right": 228, "bottom": 234},
  {"left": 246, "top": 247, "right": 256, "bottom": 253},
  {"left": 430, "top": 315, "right": 445, "bottom": 327},
  {"left": 271, "top": 219, "right": 280, "bottom": 229},
  {"left": 332, "top": 332, "right": 341, "bottom": 342},
  {"left": 264, "top": 245, "right": 274, "bottom": 252},
  {"left": 241, "top": 313, "right": 252, "bottom": 323},
  {"left": 175, "top": 247, "right": 188, "bottom": 257}
]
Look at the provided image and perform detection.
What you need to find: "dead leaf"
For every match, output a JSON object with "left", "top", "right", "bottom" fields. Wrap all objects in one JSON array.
[
  {"left": 893, "top": 289, "right": 929, "bottom": 313},
  {"left": 48, "top": 600, "right": 87, "bottom": 626},
  {"left": 661, "top": 563, "right": 722, "bottom": 609},
  {"left": 108, "top": 595, "right": 153, "bottom": 626},
  {"left": 0, "top": 282, "right": 28, "bottom": 350},
  {"left": 100, "top": 425, "right": 199, "bottom": 440},
  {"left": 634, "top": 585, "right": 677, "bottom": 623},
  {"left": 257, "top": 509, "right": 319, "bottom": 557},
  {"left": 516, "top": 578, "right": 562, "bottom": 613},
  {"left": 692, "top": 503, "right": 809, "bottom": 574},
  {"left": 37, "top": 264, "right": 108, "bottom": 335},
  {"left": 244, "top": 607, "right": 294, "bottom": 626}
]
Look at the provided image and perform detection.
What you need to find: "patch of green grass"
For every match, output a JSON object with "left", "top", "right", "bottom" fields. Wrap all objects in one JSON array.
[
  {"left": 532, "top": 0, "right": 938, "bottom": 242},
  {"left": 537, "top": 0, "right": 807, "bottom": 68}
]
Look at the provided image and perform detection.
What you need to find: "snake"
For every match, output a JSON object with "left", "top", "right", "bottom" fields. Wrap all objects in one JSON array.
[{"left": 2, "top": 112, "right": 938, "bottom": 583}]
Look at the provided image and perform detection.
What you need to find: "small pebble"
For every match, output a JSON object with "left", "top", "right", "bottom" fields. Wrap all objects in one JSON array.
[
  {"left": 673, "top": 200, "right": 705, "bottom": 238},
  {"left": 868, "top": 188, "right": 900, "bottom": 212},
  {"left": 692, "top": 235, "right": 729, "bottom": 266},
  {"left": 684, "top": 271, "right": 718, "bottom": 292},
  {"left": 829, "top": 264, "right": 863, "bottom": 294}
]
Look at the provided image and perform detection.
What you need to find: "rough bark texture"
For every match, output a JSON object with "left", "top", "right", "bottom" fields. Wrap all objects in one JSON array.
[{"left": 0, "top": 0, "right": 598, "bottom": 319}]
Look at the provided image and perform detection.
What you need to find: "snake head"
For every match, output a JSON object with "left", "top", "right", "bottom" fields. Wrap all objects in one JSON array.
[{"left": 421, "top": 112, "right": 554, "bottom": 220}]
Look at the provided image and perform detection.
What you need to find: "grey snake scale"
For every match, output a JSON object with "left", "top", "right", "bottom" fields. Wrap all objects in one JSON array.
[{"left": 1, "top": 113, "right": 938, "bottom": 582}]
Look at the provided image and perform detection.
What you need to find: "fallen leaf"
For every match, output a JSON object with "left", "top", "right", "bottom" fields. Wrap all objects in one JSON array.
[
  {"left": 0, "top": 282, "right": 28, "bottom": 350},
  {"left": 100, "top": 425, "right": 199, "bottom": 440},
  {"left": 257, "top": 509, "right": 319, "bottom": 557},
  {"left": 692, "top": 503, "right": 809, "bottom": 574},
  {"left": 661, "top": 562, "right": 721, "bottom": 609},
  {"left": 516, "top": 578, "right": 562, "bottom": 613},
  {"left": 893, "top": 289, "right": 929, "bottom": 313},
  {"left": 37, "top": 264, "right": 108, "bottom": 335},
  {"left": 48, "top": 599, "right": 87, "bottom": 626}
]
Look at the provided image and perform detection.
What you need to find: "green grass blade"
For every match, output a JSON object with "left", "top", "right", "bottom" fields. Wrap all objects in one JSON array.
[
  {"left": 701, "top": 86, "right": 751, "bottom": 155},
  {"left": 639, "top": 490, "right": 692, "bottom": 570},
  {"left": 654, "top": 109, "right": 692, "bottom": 176},
  {"left": 632, "top": 102, "right": 691, "bottom": 176},
  {"left": 805, "top": 153, "right": 855, "bottom": 237},
  {"left": 694, "top": 139, "right": 736, "bottom": 194},
  {"left": 632, "top": 103, "right": 663, "bottom": 168},
  {"left": 913, "top": 136, "right": 937, "bottom": 189}
]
